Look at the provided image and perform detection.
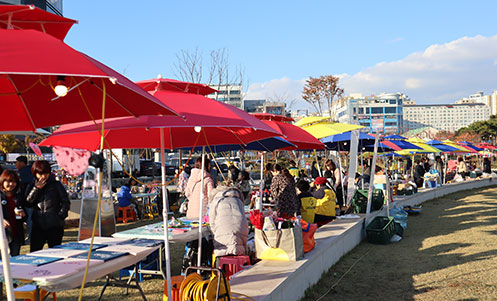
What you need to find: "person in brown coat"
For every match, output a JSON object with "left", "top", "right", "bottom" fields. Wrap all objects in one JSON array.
[{"left": 270, "top": 164, "right": 299, "bottom": 218}]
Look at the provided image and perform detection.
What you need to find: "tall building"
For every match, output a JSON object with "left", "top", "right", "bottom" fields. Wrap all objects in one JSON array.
[
  {"left": 456, "top": 91, "right": 497, "bottom": 116},
  {"left": 404, "top": 102, "right": 490, "bottom": 132},
  {"left": 0, "top": 0, "right": 63, "bottom": 15},
  {"left": 206, "top": 84, "right": 243, "bottom": 109},
  {"left": 332, "top": 92, "right": 407, "bottom": 134}
]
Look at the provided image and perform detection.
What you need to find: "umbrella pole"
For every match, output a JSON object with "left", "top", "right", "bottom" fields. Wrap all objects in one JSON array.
[
  {"left": 337, "top": 144, "right": 346, "bottom": 208},
  {"left": 313, "top": 149, "right": 322, "bottom": 177},
  {"left": 360, "top": 149, "right": 364, "bottom": 190},
  {"left": 160, "top": 129, "right": 173, "bottom": 299},
  {"left": 0, "top": 203, "right": 15, "bottom": 301},
  {"left": 197, "top": 146, "right": 206, "bottom": 268},
  {"left": 258, "top": 152, "right": 264, "bottom": 210}
]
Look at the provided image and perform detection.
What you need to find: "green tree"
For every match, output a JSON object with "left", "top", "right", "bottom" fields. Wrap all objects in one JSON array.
[
  {"left": 458, "top": 115, "right": 497, "bottom": 142},
  {"left": 302, "top": 75, "right": 344, "bottom": 117},
  {"left": 0, "top": 135, "right": 23, "bottom": 153}
]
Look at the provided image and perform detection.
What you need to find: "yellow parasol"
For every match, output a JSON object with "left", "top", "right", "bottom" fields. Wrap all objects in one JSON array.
[
  {"left": 442, "top": 139, "right": 471, "bottom": 152},
  {"left": 395, "top": 138, "right": 443, "bottom": 154},
  {"left": 294, "top": 116, "right": 331, "bottom": 127},
  {"left": 298, "top": 122, "right": 364, "bottom": 139}
]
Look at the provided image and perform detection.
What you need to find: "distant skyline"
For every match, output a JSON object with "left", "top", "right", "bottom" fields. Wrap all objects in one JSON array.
[{"left": 64, "top": 1, "right": 497, "bottom": 111}]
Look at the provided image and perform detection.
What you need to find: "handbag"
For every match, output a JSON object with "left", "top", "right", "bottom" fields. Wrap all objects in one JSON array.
[
  {"left": 301, "top": 220, "right": 318, "bottom": 253},
  {"left": 254, "top": 225, "right": 304, "bottom": 261}
]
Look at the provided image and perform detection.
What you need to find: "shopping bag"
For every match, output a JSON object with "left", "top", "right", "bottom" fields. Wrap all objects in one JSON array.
[
  {"left": 254, "top": 226, "right": 304, "bottom": 261},
  {"left": 301, "top": 220, "right": 318, "bottom": 253}
]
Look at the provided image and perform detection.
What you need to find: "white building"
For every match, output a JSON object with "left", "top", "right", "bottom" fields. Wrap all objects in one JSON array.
[
  {"left": 331, "top": 92, "right": 407, "bottom": 134},
  {"left": 456, "top": 91, "right": 497, "bottom": 116},
  {"left": 404, "top": 102, "right": 490, "bottom": 132},
  {"left": 206, "top": 84, "right": 243, "bottom": 109}
]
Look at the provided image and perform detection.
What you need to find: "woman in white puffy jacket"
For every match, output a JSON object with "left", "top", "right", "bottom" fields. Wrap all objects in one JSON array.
[{"left": 209, "top": 185, "right": 248, "bottom": 257}]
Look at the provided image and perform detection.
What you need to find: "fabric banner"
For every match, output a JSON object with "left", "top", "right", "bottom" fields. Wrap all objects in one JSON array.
[
  {"left": 255, "top": 226, "right": 304, "bottom": 261},
  {"left": 346, "top": 130, "right": 359, "bottom": 206},
  {"left": 365, "top": 135, "right": 379, "bottom": 224}
]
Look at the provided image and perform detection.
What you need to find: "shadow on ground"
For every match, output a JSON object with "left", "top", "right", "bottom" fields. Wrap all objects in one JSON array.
[{"left": 302, "top": 185, "right": 497, "bottom": 300}]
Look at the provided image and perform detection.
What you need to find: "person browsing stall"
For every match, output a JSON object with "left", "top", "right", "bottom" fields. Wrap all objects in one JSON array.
[
  {"left": 16, "top": 155, "right": 34, "bottom": 242},
  {"left": 288, "top": 160, "right": 299, "bottom": 179},
  {"left": 311, "top": 177, "right": 336, "bottom": 224},
  {"left": 209, "top": 185, "right": 248, "bottom": 258},
  {"left": 270, "top": 164, "right": 299, "bottom": 218},
  {"left": 0, "top": 170, "right": 26, "bottom": 256},
  {"left": 236, "top": 170, "right": 251, "bottom": 203},
  {"left": 25, "top": 160, "right": 70, "bottom": 252},
  {"left": 185, "top": 157, "right": 215, "bottom": 219}
]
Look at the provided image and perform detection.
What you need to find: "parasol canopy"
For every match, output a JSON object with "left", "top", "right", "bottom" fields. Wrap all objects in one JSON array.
[
  {"left": 252, "top": 114, "right": 324, "bottom": 150},
  {"left": 136, "top": 78, "right": 217, "bottom": 96},
  {"left": 321, "top": 132, "right": 392, "bottom": 152},
  {"left": 0, "top": 29, "right": 178, "bottom": 131},
  {"left": 40, "top": 89, "right": 280, "bottom": 150},
  {"left": 0, "top": 4, "right": 77, "bottom": 40},
  {"left": 476, "top": 142, "right": 497, "bottom": 150},
  {"left": 425, "top": 140, "right": 460, "bottom": 153},
  {"left": 298, "top": 121, "right": 364, "bottom": 139}
]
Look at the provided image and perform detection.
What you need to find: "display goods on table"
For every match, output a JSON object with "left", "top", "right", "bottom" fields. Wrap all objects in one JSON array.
[
  {"left": 9, "top": 255, "right": 62, "bottom": 266},
  {"left": 112, "top": 218, "right": 210, "bottom": 242},
  {"left": 70, "top": 250, "right": 129, "bottom": 262},
  {"left": 29, "top": 248, "right": 88, "bottom": 258},
  {"left": 53, "top": 242, "right": 107, "bottom": 250}
]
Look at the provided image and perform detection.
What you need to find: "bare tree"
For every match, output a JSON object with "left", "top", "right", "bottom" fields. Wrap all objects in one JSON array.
[
  {"left": 173, "top": 47, "right": 203, "bottom": 83},
  {"left": 174, "top": 47, "right": 247, "bottom": 107},
  {"left": 302, "top": 75, "right": 344, "bottom": 117},
  {"left": 267, "top": 91, "right": 297, "bottom": 112}
]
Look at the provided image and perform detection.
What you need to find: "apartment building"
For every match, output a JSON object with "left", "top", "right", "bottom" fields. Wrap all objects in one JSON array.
[{"left": 404, "top": 102, "right": 490, "bottom": 132}]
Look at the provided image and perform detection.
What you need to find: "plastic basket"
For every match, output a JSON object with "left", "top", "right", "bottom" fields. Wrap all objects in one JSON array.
[
  {"left": 351, "top": 189, "right": 384, "bottom": 213},
  {"left": 366, "top": 216, "right": 395, "bottom": 244}
]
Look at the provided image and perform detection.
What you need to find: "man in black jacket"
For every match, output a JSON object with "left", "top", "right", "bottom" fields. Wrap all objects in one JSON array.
[
  {"left": 413, "top": 160, "right": 425, "bottom": 188},
  {"left": 25, "top": 160, "right": 70, "bottom": 252}
]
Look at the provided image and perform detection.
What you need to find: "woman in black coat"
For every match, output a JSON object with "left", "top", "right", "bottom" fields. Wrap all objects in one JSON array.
[
  {"left": 25, "top": 160, "right": 70, "bottom": 252},
  {"left": 0, "top": 170, "right": 26, "bottom": 256}
]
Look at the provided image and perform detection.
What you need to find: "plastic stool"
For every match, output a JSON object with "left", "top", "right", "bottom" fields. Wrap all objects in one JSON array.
[
  {"left": 163, "top": 275, "right": 185, "bottom": 301},
  {"left": 218, "top": 255, "right": 250, "bottom": 280},
  {"left": 14, "top": 284, "right": 57, "bottom": 300},
  {"left": 117, "top": 206, "right": 137, "bottom": 223}
]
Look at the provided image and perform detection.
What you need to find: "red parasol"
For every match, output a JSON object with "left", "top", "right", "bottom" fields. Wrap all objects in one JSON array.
[
  {"left": 252, "top": 113, "right": 324, "bottom": 150},
  {"left": 0, "top": 29, "right": 178, "bottom": 131},
  {"left": 136, "top": 78, "right": 217, "bottom": 96},
  {"left": 40, "top": 88, "right": 279, "bottom": 150},
  {"left": 0, "top": 5, "right": 77, "bottom": 40},
  {"left": 476, "top": 142, "right": 497, "bottom": 150},
  {"left": 252, "top": 112, "right": 294, "bottom": 122}
]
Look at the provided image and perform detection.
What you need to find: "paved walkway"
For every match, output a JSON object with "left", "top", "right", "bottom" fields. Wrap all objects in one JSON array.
[{"left": 303, "top": 186, "right": 497, "bottom": 300}]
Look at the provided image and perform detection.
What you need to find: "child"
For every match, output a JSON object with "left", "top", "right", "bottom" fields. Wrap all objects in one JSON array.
[
  {"left": 236, "top": 170, "right": 251, "bottom": 204},
  {"left": 296, "top": 179, "right": 316, "bottom": 223},
  {"left": 117, "top": 184, "right": 141, "bottom": 219}
]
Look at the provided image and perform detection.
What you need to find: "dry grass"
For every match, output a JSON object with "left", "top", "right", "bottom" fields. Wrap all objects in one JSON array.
[
  {"left": 19, "top": 186, "right": 497, "bottom": 300},
  {"left": 19, "top": 218, "right": 186, "bottom": 300},
  {"left": 302, "top": 186, "right": 497, "bottom": 301}
]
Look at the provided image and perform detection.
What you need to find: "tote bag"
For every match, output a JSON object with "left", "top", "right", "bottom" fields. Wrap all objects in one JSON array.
[{"left": 254, "top": 225, "right": 304, "bottom": 261}]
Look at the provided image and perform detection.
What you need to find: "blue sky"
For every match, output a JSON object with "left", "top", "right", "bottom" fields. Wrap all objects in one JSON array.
[{"left": 64, "top": 1, "right": 497, "bottom": 109}]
